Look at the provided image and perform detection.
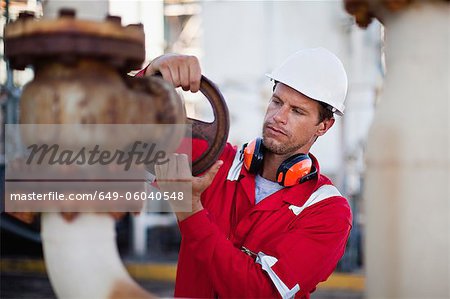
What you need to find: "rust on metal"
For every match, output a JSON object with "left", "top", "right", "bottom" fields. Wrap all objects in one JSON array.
[
  {"left": 4, "top": 8, "right": 230, "bottom": 222},
  {"left": 187, "top": 76, "right": 229, "bottom": 176},
  {"left": 4, "top": 10, "right": 145, "bottom": 71},
  {"left": 344, "top": 0, "right": 450, "bottom": 28}
]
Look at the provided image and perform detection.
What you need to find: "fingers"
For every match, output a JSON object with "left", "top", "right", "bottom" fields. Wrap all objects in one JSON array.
[
  {"left": 158, "top": 66, "right": 174, "bottom": 85},
  {"left": 157, "top": 155, "right": 223, "bottom": 201},
  {"left": 188, "top": 56, "right": 201, "bottom": 93},
  {"left": 179, "top": 56, "right": 201, "bottom": 92},
  {"left": 166, "top": 154, "right": 179, "bottom": 179},
  {"left": 176, "top": 154, "right": 192, "bottom": 178},
  {"left": 179, "top": 62, "right": 190, "bottom": 91},
  {"left": 146, "top": 54, "right": 202, "bottom": 93},
  {"left": 154, "top": 154, "right": 193, "bottom": 215},
  {"left": 155, "top": 153, "right": 191, "bottom": 181},
  {"left": 154, "top": 156, "right": 169, "bottom": 180}
]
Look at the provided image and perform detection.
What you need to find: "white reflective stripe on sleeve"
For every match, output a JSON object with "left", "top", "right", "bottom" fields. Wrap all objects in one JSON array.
[
  {"left": 256, "top": 252, "right": 300, "bottom": 299},
  {"left": 289, "top": 184, "right": 342, "bottom": 216},
  {"left": 226, "top": 147, "right": 244, "bottom": 181}
]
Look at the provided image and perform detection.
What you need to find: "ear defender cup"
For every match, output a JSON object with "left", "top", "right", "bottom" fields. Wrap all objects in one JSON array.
[
  {"left": 243, "top": 137, "right": 318, "bottom": 186},
  {"left": 243, "top": 137, "right": 264, "bottom": 174},
  {"left": 276, "top": 154, "right": 317, "bottom": 187}
]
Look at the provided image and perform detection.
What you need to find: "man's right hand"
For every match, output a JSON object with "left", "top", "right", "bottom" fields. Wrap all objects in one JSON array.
[{"left": 144, "top": 54, "right": 202, "bottom": 93}]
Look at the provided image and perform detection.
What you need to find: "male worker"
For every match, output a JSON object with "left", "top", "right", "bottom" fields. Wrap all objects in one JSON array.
[{"left": 140, "top": 48, "right": 352, "bottom": 299}]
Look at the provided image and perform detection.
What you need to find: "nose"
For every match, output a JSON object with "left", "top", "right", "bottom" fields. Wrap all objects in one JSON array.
[{"left": 273, "top": 106, "right": 288, "bottom": 124}]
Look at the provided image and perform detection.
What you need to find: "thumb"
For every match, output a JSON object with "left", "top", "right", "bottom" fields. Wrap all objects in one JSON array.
[
  {"left": 196, "top": 160, "right": 223, "bottom": 191},
  {"left": 203, "top": 160, "right": 223, "bottom": 183}
]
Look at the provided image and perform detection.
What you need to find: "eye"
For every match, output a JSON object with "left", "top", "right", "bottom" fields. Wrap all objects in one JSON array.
[
  {"left": 271, "top": 97, "right": 282, "bottom": 106},
  {"left": 292, "top": 108, "right": 304, "bottom": 115}
]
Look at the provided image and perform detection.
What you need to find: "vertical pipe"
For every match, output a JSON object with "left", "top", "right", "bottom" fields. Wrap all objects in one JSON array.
[
  {"left": 42, "top": 213, "right": 154, "bottom": 299},
  {"left": 365, "top": 2, "right": 449, "bottom": 298}
]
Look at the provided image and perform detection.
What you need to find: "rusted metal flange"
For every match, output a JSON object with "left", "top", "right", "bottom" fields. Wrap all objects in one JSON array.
[
  {"left": 4, "top": 9, "right": 145, "bottom": 71},
  {"left": 344, "top": 0, "right": 450, "bottom": 28}
]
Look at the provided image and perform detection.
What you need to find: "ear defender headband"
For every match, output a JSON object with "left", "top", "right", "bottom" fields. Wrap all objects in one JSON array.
[{"left": 243, "top": 137, "right": 317, "bottom": 187}]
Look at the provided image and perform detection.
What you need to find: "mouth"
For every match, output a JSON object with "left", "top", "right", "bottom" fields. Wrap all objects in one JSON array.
[{"left": 265, "top": 124, "right": 288, "bottom": 136}]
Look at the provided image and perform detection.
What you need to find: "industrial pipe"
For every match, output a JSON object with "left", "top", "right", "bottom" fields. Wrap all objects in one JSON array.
[{"left": 41, "top": 213, "right": 155, "bottom": 299}]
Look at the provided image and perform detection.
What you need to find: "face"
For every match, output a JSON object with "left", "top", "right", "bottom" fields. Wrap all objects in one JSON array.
[{"left": 262, "top": 83, "right": 334, "bottom": 156}]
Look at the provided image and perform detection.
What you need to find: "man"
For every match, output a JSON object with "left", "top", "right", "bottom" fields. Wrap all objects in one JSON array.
[{"left": 140, "top": 48, "right": 352, "bottom": 299}]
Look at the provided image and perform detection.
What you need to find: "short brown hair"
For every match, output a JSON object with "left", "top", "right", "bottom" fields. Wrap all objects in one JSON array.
[{"left": 317, "top": 101, "right": 334, "bottom": 123}]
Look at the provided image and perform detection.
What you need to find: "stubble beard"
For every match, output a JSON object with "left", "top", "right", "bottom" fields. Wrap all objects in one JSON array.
[
  {"left": 262, "top": 138, "right": 304, "bottom": 155},
  {"left": 262, "top": 129, "right": 306, "bottom": 155}
]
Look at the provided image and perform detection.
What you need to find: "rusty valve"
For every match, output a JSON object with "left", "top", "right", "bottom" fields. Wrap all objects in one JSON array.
[
  {"left": 4, "top": 9, "right": 229, "bottom": 175},
  {"left": 3, "top": 10, "right": 230, "bottom": 222}
]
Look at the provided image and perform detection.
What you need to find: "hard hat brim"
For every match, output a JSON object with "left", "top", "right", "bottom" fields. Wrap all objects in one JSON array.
[{"left": 265, "top": 74, "right": 345, "bottom": 116}]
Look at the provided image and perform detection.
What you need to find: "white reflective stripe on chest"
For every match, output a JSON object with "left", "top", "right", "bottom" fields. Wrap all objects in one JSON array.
[
  {"left": 226, "top": 147, "right": 244, "bottom": 181},
  {"left": 289, "top": 184, "right": 342, "bottom": 216},
  {"left": 256, "top": 252, "right": 300, "bottom": 299}
]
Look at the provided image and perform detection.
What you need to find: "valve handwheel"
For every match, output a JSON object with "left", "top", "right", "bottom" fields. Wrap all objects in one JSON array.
[
  {"left": 187, "top": 75, "right": 230, "bottom": 176},
  {"left": 127, "top": 73, "right": 229, "bottom": 176}
]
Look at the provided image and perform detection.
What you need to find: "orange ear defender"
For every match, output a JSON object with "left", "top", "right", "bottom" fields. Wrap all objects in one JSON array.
[
  {"left": 276, "top": 153, "right": 317, "bottom": 186},
  {"left": 243, "top": 137, "right": 317, "bottom": 187},
  {"left": 243, "top": 138, "right": 265, "bottom": 174}
]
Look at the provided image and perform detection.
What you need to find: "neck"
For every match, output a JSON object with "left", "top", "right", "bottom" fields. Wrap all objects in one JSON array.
[
  {"left": 261, "top": 150, "right": 310, "bottom": 182},
  {"left": 260, "top": 153, "right": 284, "bottom": 181},
  {"left": 260, "top": 138, "right": 314, "bottom": 181}
]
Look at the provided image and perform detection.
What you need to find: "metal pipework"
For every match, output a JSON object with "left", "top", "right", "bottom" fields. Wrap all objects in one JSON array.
[
  {"left": 346, "top": 1, "right": 450, "bottom": 298},
  {"left": 4, "top": 8, "right": 186, "bottom": 159},
  {"left": 42, "top": 213, "right": 155, "bottom": 299},
  {"left": 3, "top": 9, "right": 183, "bottom": 299}
]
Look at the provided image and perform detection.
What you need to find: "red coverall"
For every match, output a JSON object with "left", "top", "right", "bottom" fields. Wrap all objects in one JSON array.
[
  {"left": 135, "top": 68, "right": 352, "bottom": 298},
  {"left": 175, "top": 142, "right": 352, "bottom": 299}
]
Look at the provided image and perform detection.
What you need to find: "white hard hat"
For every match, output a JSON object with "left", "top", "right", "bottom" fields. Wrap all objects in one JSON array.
[{"left": 266, "top": 47, "right": 348, "bottom": 116}]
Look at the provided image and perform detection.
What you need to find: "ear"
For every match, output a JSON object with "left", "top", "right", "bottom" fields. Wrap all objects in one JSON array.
[{"left": 316, "top": 117, "right": 335, "bottom": 137}]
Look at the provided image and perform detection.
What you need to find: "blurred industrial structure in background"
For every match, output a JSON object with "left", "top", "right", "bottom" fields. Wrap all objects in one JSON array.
[
  {"left": 1, "top": 0, "right": 376, "bottom": 298},
  {"left": 2, "top": 0, "right": 447, "bottom": 298}
]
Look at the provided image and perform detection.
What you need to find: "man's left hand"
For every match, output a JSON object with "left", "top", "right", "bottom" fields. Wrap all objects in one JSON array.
[{"left": 155, "top": 154, "right": 223, "bottom": 221}]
